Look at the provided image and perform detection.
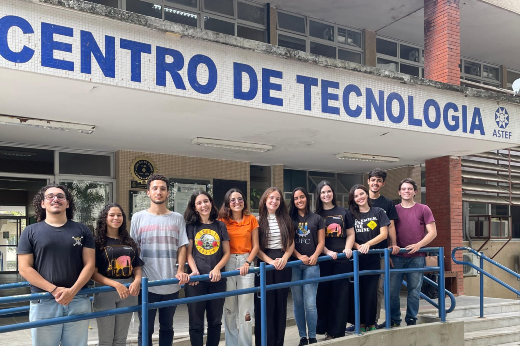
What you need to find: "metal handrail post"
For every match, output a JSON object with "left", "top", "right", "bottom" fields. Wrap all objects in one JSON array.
[
  {"left": 480, "top": 252, "right": 484, "bottom": 318},
  {"left": 141, "top": 277, "right": 149, "bottom": 346},
  {"left": 384, "top": 248, "right": 391, "bottom": 329},
  {"left": 438, "top": 247, "right": 446, "bottom": 322},
  {"left": 260, "top": 261, "right": 267, "bottom": 346},
  {"left": 353, "top": 250, "right": 360, "bottom": 335}
]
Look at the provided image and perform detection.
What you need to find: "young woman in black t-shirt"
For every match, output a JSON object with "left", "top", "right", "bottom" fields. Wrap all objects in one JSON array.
[
  {"left": 347, "top": 184, "right": 389, "bottom": 332},
  {"left": 184, "top": 191, "right": 230, "bottom": 346},
  {"left": 289, "top": 187, "right": 325, "bottom": 346},
  {"left": 315, "top": 181, "right": 355, "bottom": 340},
  {"left": 92, "top": 203, "right": 144, "bottom": 346}
]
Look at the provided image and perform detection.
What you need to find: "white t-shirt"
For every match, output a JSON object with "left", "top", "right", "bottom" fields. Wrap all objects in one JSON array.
[{"left": 266, "top": 214, "right": 282, "bottom": 249}]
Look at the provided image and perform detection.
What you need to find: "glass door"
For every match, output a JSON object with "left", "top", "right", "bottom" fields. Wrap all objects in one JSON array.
[{"left": 0, "top": 216, "right": 26, "bottom": 272}]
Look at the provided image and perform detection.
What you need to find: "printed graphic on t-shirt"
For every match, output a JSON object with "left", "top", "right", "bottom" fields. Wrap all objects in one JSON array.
[
  {"left": 297, "top": 222, "right": 310, "bottom": 237},
  {"left": 195, "top": 229, "right": 221, "bottom": 255},
  {"left": 354, "top": 217, "right": 378, "bottom": 233},
  {"left": 72, "top": 236, "right": 83, "bottom": 246},
  {"left": 324, "top": 216, "right": 344, "bottom": 237},
  {"left": 104, "top": 245, "right": 135, "bottom": 278}
]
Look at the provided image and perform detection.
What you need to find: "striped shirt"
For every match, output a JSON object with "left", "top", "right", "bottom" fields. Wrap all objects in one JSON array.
[
  {"left": 130, "top": 210, "right": 189, "bottom": 294},
  {"left": 266, "top": 214, "right": 282, "bottom": 249}
]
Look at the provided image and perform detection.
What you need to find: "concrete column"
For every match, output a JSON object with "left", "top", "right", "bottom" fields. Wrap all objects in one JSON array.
[
  {"left": 268, "top": 5, "right": 277, "bottom": 45},
  {"left": 364, "top": 30, "right": 377, "bottom": 67},
  {"left": 426, "top": 156, "right": 464, "bottom": 295},
  {"left": 500, "top": 65, "right": 508, "bottom": 89},
  {"left": 424, "top": 0, "right": 460, "bottom": 85},
  {"left": 271, "top": 164, "right": 284, "bottom": 192}
]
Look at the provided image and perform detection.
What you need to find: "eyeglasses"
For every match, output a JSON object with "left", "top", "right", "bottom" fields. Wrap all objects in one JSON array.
[
  {"left": 44, "top": 193, "right": 66, "bottom": 201},
  {"left": 230, "top": 197, "right": 244, "bottom": 204}
]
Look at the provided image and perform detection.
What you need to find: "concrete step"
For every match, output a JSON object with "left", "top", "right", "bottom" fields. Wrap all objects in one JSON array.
[
  {"left": 493, "top": 343, "right": 520, "bottom": 346},
  {"left": 459, "top": 311, "right": 520, "bottom": 332},
  {"left": 418, "top": 301, "right": 520, "bottom": 319},
  {"left": 465, "top": 328, "right": 520, "bottom": 346}
]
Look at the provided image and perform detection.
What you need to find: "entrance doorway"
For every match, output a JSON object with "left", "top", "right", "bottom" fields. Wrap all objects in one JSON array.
[{"left": 0, "top": 177, "right": 49, "bottom": 273}]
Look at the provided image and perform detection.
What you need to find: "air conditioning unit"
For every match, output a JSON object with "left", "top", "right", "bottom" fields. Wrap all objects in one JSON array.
[{"left": 463, "top": 252, "right": 479, "bottom": 277}]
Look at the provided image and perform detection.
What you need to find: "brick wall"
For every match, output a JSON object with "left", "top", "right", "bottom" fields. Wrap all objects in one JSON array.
[
  {"left": 425, "top": 156, "right": 464, "bottom": 295},
  {"left": 424, "top": 0, "right": 461, "bottom": 85}
]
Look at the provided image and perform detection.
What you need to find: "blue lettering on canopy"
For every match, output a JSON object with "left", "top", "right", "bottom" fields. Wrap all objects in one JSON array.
[
  {"left": 120, "top": 38, "right": 151, "bottom": 82},
  {"left": 321, "top": 79, "right": 340, "bottom": 115},
  {"left": 407, "top": 96, "right": 421, "bottom": 126},
  {"left": 155, "top": 46, "right": 186, "bottom": 89},
  {"left": 41, "top": 22, "right": 74, "bottom": 71},
  {"left": 366, "top": 88, "right": 384, "bottom": 121},
  {"left": 262, "top": 68, "right": 283, "bottom": 106},
  {"left": 462, "top": 105, "right": 468, "bottom": 133},
  {"left": 470, "top": 108, "right": 485, "bottom": 135},
  {"left": 80, "top": 31, "right": 115, "bottom": 78},
  {"left": 234, "top": 62, "right": 258, "bottom": 101},
  {"left": 423, "top": 99, "right": 441, "bottom": 129},
  {"left": 386, "top": 92, "right": 405, "bottom": 124},
  {"left": 188, "top": 54, "right": 217, "bottom": 94},
  {"left": 443, "top": 102, "right": 459, "bottom": 132},
  {"left": 296, "top": 75, "right": 318, "bottom": 111},
  {"left": 342, "top": 84, "right": 362, "bottom": 118},
  {"left": 0, "top": 16, "right": 34, "bottom": 63}
]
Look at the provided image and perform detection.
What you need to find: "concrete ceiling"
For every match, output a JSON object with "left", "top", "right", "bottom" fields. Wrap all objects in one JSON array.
[
  {"left": 258, "top": 0, "right": 520, "bottom": 71},
  {"left": 0, "top": 68, "right": 511, "bottom": 175}
]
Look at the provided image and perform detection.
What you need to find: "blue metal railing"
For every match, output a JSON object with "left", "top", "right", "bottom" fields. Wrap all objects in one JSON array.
[
  {"left": 452, "top": 246, "right": 520, "bottom": 318},
  {"left": 0, "top": 247, "right": 453, "bottom": 345}
]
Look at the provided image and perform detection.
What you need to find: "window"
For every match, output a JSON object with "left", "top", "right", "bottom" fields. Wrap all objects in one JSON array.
[
  {"left": 59, "top": 153, "right": 111, "bottom": 177},
  {"left": 165, "top": 7, "right": 198, "bottom": 27},
  {"left": 204, "top": 0, "right": 234, "bottom": 17},
  {"left": 376, "top": 37, "right": 423, "bottom": 77},
  {"left": 277, "top": 10, "right": 363, "bottom": 62},
  {"left": 460, "top": 58, "right": 501, "bottom": 87},
  {"left": 0, "top": 147, "right": 54, "bottom": 175},
  {"left": 126, "top": 0, "right": 162, "bottom": 19},
  {"left": 507, "top": 70, "right": 520, "bottom": 90},
  {"left": 204, "top": 16, "right": 235, "bottom": 35},
  {"left": 237, "top": 1, "right": 264, "bottom": 25},
  {"left": 165, "top": 0, "right": 197, "bottom": 8},
  {"left": 237, "top": 25, "right": 265, "bottom": 42}
]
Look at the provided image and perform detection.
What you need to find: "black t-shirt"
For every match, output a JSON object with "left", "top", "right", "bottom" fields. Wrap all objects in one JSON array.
[
  {"left": 319, "top": 206, "right": 353, "bottom": 253},
  {"left": 95, "top": 237, "right": 144, "bottom": 279},
  {"left": 17, "top": 220, "right": 95, "bottom": 293},
  {"left": 347, "top": 207, "right": 390, "bottom": 261},
  {"left": 187, "top": 220, "right": 230, "bottom": 277},
  {"left": 370, "top": 195, "right": 399, "bottom": 248},
  {"left": 293, "top": 212, "right": 325, "bottom": 257}
]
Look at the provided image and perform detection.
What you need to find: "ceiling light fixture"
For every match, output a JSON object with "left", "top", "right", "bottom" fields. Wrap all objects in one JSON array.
[
  {"left": 336, "top": 152, "right": 399, "bottom": 163},
  {"left": 0, "top": 115, "right": 95, "bottom": 134},
  {"left": 192, "top": 137, "right": 273, "bottom": 152}
]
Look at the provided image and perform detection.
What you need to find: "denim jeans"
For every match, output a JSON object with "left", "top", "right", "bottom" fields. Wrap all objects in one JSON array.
[
  {"left": 390, "top": 256, "right": 425, "bottom": 325},
  {"left": 29, "top": 294, "right": 91, "bottom": 346},
  {"left": 138, "top": 291, "right": 179, "bottom": 346},
  {"left": 291, "top": 264, "right": 320, "bottom": 338}
]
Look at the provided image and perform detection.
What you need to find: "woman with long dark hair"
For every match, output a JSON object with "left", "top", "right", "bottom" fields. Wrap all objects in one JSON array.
[
  {"left": 92, "top": 203, "right": 144, "bottom": 346},
  {"left": 289, "top": 187, "right": 325, "bottom": 346},
  {"left": 218, "top": 188, "right": 259, "bottom": 346},
  {"left": 347, "top": 184, "right": 389, "bottom": 332},
  {"left": 184, "top": 190, "right": 230, "bottom": 346},
  {"left": 315, "top": 181, "right": 355, "bottom": 340},
  {"left": 254, "top": 187, "right": 295, "bottom": 346}
]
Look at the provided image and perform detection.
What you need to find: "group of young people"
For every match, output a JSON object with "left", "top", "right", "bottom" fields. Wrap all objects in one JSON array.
[{"left": 17, "top": 169, "right": 437, "bottom": 346}]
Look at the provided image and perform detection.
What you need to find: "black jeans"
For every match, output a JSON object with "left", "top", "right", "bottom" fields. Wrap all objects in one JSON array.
[
  {"left": 316, "top": 257, "right": 352, "bottom": 337},
  {"left": 254, "top": 249, "right": 292, "bottom": 346},
  {"left": 358, "top": 255, "right": 380, "bottom": 327},
  {"left": 185, "top": 280, "right": 226, "bottom": 346},
  {"left": 137, "top": 291, "right": 179, "bottom": 346}
]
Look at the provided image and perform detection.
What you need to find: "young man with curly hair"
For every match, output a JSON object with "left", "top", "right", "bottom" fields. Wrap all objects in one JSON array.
[{"left": 17, "top": 184, "right": 96, "bottom": 346}]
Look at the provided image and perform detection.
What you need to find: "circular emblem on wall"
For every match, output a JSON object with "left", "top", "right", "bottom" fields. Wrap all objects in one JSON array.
[
  {"left": 495, "top": 107, "right": 509, "bottom": 129},
  {"left": 195, "top": 229, "right": 220, "bottom": 255},
  {"left": 131, "top": 157, "right": 156, "bottom": 182}
]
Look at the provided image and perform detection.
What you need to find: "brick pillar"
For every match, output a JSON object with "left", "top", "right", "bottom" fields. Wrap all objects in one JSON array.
[
  {"left": 424, "top": 0, "right": 460, "bottom": 85},
  {"left": 425, "top": 156, "right": 463, "bottom": 295}
]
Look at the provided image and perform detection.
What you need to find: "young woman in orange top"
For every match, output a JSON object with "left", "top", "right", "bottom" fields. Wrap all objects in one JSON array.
[{"left": 218, "top": 188, "right": 259, "bottom": 346}]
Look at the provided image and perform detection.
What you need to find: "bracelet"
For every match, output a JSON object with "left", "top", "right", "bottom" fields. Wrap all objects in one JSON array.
[
  {"left": 50, "top": 286, "right": 57, "bottom": 294},
  {"left": 245, "top": 261, "right": 251, "bottom": 265}
]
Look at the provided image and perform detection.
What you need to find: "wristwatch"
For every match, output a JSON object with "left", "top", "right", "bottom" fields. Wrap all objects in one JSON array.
[{"left": 245, "top": 260, "right": 252, "bottom": 265}]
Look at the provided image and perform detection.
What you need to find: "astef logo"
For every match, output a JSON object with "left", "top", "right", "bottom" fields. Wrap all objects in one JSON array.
[{"left": 493, "top": 107, "right": 512, "bottom": 139}]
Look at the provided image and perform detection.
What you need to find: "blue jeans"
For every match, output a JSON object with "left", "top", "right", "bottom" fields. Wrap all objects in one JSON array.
[
  {"left": 138, "top": 291, "right": 179, "bottom": 346},
  {"left": 390, "top": 256, "right": 425, "bottom": 325},
  {"left": 291, "top": 264, "right": 320, "bottom": 338},
  {"left": 29, "top": 294, "right": 91, "bottom": 346}
]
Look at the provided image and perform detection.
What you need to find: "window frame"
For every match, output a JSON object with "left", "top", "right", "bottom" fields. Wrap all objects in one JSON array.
[
  {"left": 376, "top": 35, "right": 423, "bottom": 77},
  {"left": 460, "top": 57, "right": 501, "bottom": 86}
]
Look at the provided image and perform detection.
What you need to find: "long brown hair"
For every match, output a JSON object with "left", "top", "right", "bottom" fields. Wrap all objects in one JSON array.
[
  {"left": 348, "top": 184, "right": 373, "bottom": 220},
  {"left": 258, "top": 187, "right": 294, "bottom": 251},
  {"left": 218, "top": 188, "right": 250, "bottom": 221},
  {"left": 95, "top": 203, "right": 137, "bottom": 249}
]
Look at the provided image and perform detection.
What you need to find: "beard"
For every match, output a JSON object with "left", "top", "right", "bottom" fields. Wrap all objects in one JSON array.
[{"left": 151, "top": 198, "right": 166, "bottom": 205}]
